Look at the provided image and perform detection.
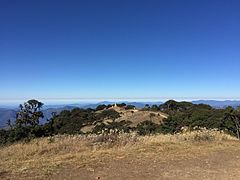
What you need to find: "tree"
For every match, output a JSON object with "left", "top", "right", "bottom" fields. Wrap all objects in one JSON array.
[
  {"left": 96, "top": 104, "right": 107, "bottom": 111},
  {"left": 0, "top": 129, "right": 9, "bottom": 145},
  {"left": 117, "top": 103, "right": 127, "bottom": 107},
  {"left": 224, "top": 107, "right": 240, "bottom": 139},
  {"left": 151, "top": 105, "right": 159, "bottom": 111},
  {"left": 97, "top": 109, "right": 120, "bottom": 121},
  {"left": 45, "top": 108, "right": 96, "bottom": 135},
  {"left": 145, "top": 104, "right": 150, "bottom": 108},
  {"left": 6, "top": 100, "right": 45, "bottom": 142},
  {"left": 7, "top": 119, "right": 13, "bottom": 129},
  {"left": 137, "top": 121, "right": 160, "bottom": 135},
  {"left": 16, "top": 99, "right": 44, "bottom": 128},
  {"left": 159, "top": 100, "right": 194, "bottom": 113},
  {"left": 125, "top": 105, "right": 135, "bottom": 110}
]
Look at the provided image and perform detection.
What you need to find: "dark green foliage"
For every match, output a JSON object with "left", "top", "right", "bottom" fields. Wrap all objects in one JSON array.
[
  {"left": 141, "top": 104, "right": 150, "bottom": 111},
  {"left": 106, "top": 104, "right": 113, "bottom": 109},
  {"left": 46, "top": 108, "right": 96, "bottom": 134},
  {"left": 96, "top": 109, "right": 120, "bottom": 120},
  {"left": 158, "top": 103, "right": 239, "bottom": 137},
  {"left": 5, "top": 127, "right": 28, "bottom": 143},
  {"left": 7, "top": 125, "right": 45, "bottom": 143},
  {"left": 151, "top": 105, "right": 159, "bottom": 111},
  {"left": 0, "top": 129, "right": 9, "bottom": 145},
  {"left": 159, "top": 100, "right": 195, "bottom": 114},
  {"left": 145, "top": 104, "right": 150, "bottom": 108},
  {"left": 142, "top": 104, "right": 160, "bottom": 111},
  {"left": 16, "top": 99, "right": 44, "bottom": 128},
  {"left": 96, "top": 104, "right": 107, "bottom": 111},
  {"left": 42, "top": 108, "right": 120, "bottom": 135},
  {"left": 125, "top": 105, "right": 135, "bottom": 110},
  {"left": 4, "top": 100, "right": 45, "bottom": 143},
  {"left": 137, "top": 100, "right": 237, "bottom": 135},
  {"left": 137, "top": 121, "right": 160, "bottom": 135},
  {"left": 136, "top": 101, "right": 240, "bottom": 138},
  {"left": 222, "top": 106, "right": 240, "bottom": 138},
  {"left": 117, "top": 103, "right": 126, "bottom": 107}
]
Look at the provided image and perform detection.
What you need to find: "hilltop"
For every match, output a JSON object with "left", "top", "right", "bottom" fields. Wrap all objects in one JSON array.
[{"left": 81, "top": 105, "right": 167, "bottom": 133}]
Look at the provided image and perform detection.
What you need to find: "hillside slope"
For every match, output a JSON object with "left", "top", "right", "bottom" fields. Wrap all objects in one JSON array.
[
  {"left": 81, "top": 107, "right": 167, "bottom": 133},
  {"left": 1, "top": 130, "right": 239, "bottom": 179}
]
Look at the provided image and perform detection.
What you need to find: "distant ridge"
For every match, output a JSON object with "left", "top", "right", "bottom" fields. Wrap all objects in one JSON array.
[
  {"left": 192, "top": 100, "right": 240, "bottom": 108},
  {"left": 81, "top": 101, "right": 163, "bottom": 109}
]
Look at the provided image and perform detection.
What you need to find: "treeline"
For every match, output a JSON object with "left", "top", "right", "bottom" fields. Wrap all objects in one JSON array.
[{"left": 1, "top": 99, "right": 240, "bottom": 145}]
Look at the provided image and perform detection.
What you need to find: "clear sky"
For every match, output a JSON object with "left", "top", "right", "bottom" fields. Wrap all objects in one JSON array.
[{"left": 0, "top": 0, "right": 240, "bottom": 102}]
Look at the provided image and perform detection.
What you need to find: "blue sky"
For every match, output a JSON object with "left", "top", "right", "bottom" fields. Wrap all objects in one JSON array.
[{"left": 0, "top": 0, "right": 240, "bottom": 102}]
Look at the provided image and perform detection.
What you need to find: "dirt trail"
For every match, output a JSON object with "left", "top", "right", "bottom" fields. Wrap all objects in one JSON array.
[{"left": 53, "top": 146, "right": 240, "bottom": 180}]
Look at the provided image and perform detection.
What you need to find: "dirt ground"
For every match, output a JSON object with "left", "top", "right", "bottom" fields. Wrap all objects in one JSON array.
[
  {"left": 52, "top": 143, "right": 240, "bottom": 180},
  {"left": 1, "top": 135, "right": 240, "bottom": 180}
]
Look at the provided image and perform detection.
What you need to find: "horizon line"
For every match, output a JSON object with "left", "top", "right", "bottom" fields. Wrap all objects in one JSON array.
[{"left": 1, "top": 97, "right": 240, "bottom": 102}]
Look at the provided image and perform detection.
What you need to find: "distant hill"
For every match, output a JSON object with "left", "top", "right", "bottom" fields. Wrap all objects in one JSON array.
[
  {"left": 0, "top": 106, "right": 77, "bottom": 129},
  {"left": 81, "top": 106, "right": 167, "bottom": 133},
  {"left": 82, "top": 101, "right": 163, "bottom": 109},
  {"left": 0, "top": 108, "right": 17, "bottom": 128},
  {"left": 192, "top": 100, "right": 240, "bottom": 108}
]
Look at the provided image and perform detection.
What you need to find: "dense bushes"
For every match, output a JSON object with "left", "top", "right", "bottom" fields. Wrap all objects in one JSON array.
[
  {"left": 137, "top": 102, "right": 240, "bottom": 136},
  {"left": 96, "top": 104, "right": 107, "bottom": 111},
  {"left": 159, "top": 105, "right": 239, "bottom": 136},
  {"left": 136, "top": 101, "right": 240, "bottom": 137},
  {"left": 96, "top": 109, "right": 120, "bottom": 120},
  {"left": 46, "top": 108, "right": 96, "bottom": 135},
  {"left": 136, "top": 121, "right": 161, "bottom": 135},
  {"left": 0, "top": 129, "right": 9, "bottom": 144}
]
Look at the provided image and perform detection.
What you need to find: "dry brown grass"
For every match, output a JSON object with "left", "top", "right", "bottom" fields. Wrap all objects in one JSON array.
[
  {"left": 82, "top": 109, "right": 166, "bottom": 133},
  {"left": 116, "top": 110, "right": 166, "bottom": 126},
  {"left": 0, "top": 129, "right": 239, "bottom": 179}
]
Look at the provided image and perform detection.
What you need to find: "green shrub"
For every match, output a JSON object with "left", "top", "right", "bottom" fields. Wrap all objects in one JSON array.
[
  {"left": 125, "top": 105, "right": 135, "bottom": 110},
  {"left": 136, "top": 121, "right": 161, "bottom": 135},
  {"left": 96, "top": 104, "right": 107, "bottom": 111}
]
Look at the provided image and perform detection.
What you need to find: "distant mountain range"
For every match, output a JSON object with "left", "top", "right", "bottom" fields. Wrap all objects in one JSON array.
[
  {"left": 192, "top": 100, "right": 240, "bottom": 109},
  {"left": 80, "top": 101, "right": 163, "bottom": 109},
  {"left": 0, "top": 106, "right": 77, "bottom": 129},
  {"left": 1, "top": 100, "right": 240, "bottom": 129},
  {"left": 0, "top": 108, "right": 17, "bottom": 128}
]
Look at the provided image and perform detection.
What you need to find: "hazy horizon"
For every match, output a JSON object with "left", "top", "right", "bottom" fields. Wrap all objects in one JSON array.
[{"left": 1, "top": 98, "right": 240, "bottom": 107}]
